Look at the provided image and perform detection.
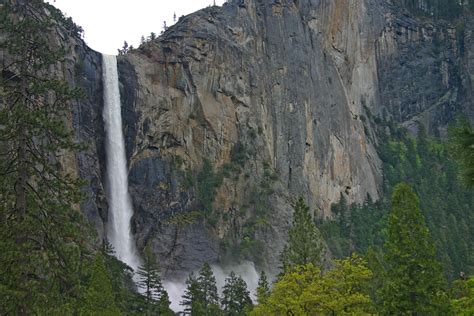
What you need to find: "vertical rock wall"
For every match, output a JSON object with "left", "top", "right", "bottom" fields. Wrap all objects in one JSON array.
[{"left": 44, "top": 0, "right": 472, "bottom": 276}]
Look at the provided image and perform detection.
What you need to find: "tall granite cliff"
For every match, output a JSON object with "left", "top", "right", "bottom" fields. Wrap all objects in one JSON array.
[
  {"left": 47, "top": 0, "right": 473, "bottom": 277},
  {"left": 119, "top": 0, "right": 385, "bottom": 276}
]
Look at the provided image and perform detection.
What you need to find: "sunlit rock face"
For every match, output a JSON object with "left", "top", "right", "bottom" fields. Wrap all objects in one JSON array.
[{"left": 53, "top": 0, "right": 472, "bottom": 277}]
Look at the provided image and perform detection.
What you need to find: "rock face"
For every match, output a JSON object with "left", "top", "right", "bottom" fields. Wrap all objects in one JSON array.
[
  {"left": 376, "top": 6, "right": 472, "bottom": 135},
  {"left": 69, "top": 41, "right": 108, "bottom": 240},
  {"left": 63, "top": 0, "right": 473, "bottom": 276},
  {"left": 118, "top": 0, "right": 386, "bottom": 277}
]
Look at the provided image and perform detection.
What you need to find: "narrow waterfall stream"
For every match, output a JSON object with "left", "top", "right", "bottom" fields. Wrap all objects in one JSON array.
[{"left": 102, "top": 54, "right": 140, "bottom": 271}]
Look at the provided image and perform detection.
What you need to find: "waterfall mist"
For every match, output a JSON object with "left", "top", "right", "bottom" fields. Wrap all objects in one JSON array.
[
  {"left": 102, "top": 54, "right": 140, "bottom": 271},
  {"left": 164, "top": 261, "right": 262, "bottom": 312}
]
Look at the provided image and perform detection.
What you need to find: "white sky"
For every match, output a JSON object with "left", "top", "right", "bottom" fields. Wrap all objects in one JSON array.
[{"left": 46, "top": 0, "right": 226, "bottom": 55}]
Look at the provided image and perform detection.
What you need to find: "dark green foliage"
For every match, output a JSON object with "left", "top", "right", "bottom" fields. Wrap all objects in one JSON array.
[
  {"left": 221, "top": 272, "right": 253, "bottom": 316},
  {"left": 0, "top": 1, "right": 90, "bottom": 314},
  {"left": 181, "top": 263, "right": 221, "bottom": 315},
  {"left": 81, "top": 253, "right": 121, "bottom": 316},
  {"left": 136, "top": 245, "right": 172, "bottom": 315},
  {"left": 448, "top": 118, "right": 474, "bottom": 187},
  {"left": 178, "top": 159, "right": 223, "bottom": 227},
  {"left": 221, "top": 142, "right": 249, "bottom": 177},
  {"left": 197, "top": 263, "right": 221, "bottom": 310},
  {"left": 102, "top": 242, "right": 143, "bottom": 314},
  {"left": 321, "top": 124, "right": 474, "bottom": 281},
  {"left": 320, "top": 195, "right": 387, "bottom": 258},
  {"left": 137, "top": 246, "right": 165, "bottom": 302},
  {"left": 256, "top": 271, "right": 270, "bottom": 305},
  {"left": 158, "top": 291, "right": 176, "bottom": 316},
  {"left": 366, "top": 247, "right": 385, "bottom": 308},
  {"left": 87, "top": 242, "right": 155, "bottom": 315},
  {"left": 379, "top": 183, "right": 450, "bottom": 314},
  {"left": 197, "top": 159, "right": 221, "bottom": 213},
  {"left": 281, "top": 197, "right": 323, "bottom": 273},
  {"left": 230, "top": 142, "right": 248, "bottom": 168},
  {"left": 224, "top": 162, "right": 277, "bottom": 265},
  {"left": 320, "top": 195, "right": 351, "bottom": 258},
  {"left": 181, "top": 273, "right": 201, "bottom": 315}
]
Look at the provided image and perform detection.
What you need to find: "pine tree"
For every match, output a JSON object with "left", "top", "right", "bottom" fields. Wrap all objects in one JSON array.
[
  {"left": 136, "top": 245, "right": 170, "bottom": 315},
  {"left": 256, "top": 271, "right": 270, "bottom": 304},
  {"left": 118, "top": 41, "right": 129, "bottom": 55},
  {"left": 449, "top": 118, "right": 474, "bottom": 187},
  {"left": 221, "top": 272, "right": 253, "bottom": 316},
  {"left": 81, "top": 253, "right": 121, "bottom": 316},
  {"left": 378, "top": 183, "right": 450, "bottom": 314},
  {"left": 181, "top": 273, "right": 205, "bottom": 315},
  {"left": 197, "top": 263, "right": 220, "bottom": 308},
  {"left": 158, "top": 291, "right": 175, "bottom": 316},
  {"left": 281, "top": 197, "right": 323, "bottom": 273},
  {"left": 101, "top": 240, "right": 139, "bottom": 313},
  {"left": 0, "top": 1, "right": 89, "bottom": 314},
  {"left": 181, "top": 263, "right": 221, "bottom": 315}
]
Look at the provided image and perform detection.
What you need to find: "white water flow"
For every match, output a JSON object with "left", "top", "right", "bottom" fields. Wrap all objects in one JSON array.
[{"left": 102, "top": 54, "right": 140, "bottom": 271}]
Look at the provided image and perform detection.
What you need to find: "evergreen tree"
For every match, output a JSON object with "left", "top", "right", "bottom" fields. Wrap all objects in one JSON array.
[
  {"left": 181, "top": 263, "right": 221, "bottom": 315},
  {"left": 118, "top": 41, "right": 129, "bottom": 55},
  {"left": 281, "top": 197, "right": 323, "bottom": 272},
  {"left": 449, "top": 118, "right": 474, "bottom": 187},
  {"left": 197, "top": 263, "right": 221, "bottom": 313},
  {"left": 378, "top": 183, "right": 450, "bottom": 314},
  {"left": 102, "top": 241, "right": 139, "bottom": 314},
  {"left": 0, "top": 1, "right": 89, "bottom": 314},
  {"left": 181, "top": 273, "right": 205, "bottom": 315},
  {"left": 81, "top": 253, "right": 121, "bottom": 316},
  {"left": 158, "top": 291, "right": 175, "bottom": 316},
  {"left": 136, "top": 245, "right": 171, "bottom": 315},
  {"left": 256, "top": 271, "right": 270, "bottom": 304},
  {"left": 221, "top": 272, "right": 253, "bottom": 316}
]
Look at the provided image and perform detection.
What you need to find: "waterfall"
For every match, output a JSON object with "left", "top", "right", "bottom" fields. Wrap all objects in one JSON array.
[{"left": 102, "top": 54, "right": 140, "bottom": 271}]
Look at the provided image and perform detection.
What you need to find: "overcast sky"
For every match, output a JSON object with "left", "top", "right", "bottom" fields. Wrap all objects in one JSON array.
[{"left": 46, "top": 0, "right": 226, "bottom": 55}]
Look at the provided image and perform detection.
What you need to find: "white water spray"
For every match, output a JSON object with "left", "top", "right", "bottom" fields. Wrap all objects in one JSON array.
[
  {"left": 164, "top": 261, "right": 262, "bottom": 312},
  {"left": 102, "top": 54, "right": 140, "bottom": 271}
]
